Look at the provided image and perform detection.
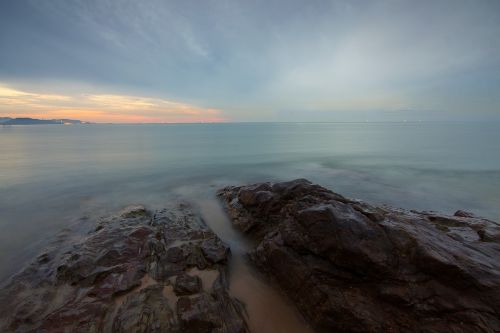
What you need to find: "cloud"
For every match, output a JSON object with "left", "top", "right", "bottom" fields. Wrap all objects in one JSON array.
[
  {"left": 262, "top": 0, "right": 500, "bottom": 114},
  {"left": 1, "top": 0, "right": 499, "bottom": 121},
  {"left": 0, "top": 84, "right": 225, "bottom": 123}
]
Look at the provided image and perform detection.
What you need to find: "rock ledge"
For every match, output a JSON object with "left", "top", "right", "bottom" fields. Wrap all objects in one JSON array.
[
  {"left": 0, "top": 204, "right": 248, "bottom": 333},
  {"left": 218, "top": 179, "right": 500, "bottom": 333}
]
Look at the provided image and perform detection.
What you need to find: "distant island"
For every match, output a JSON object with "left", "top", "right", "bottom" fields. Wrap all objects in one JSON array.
[{"left": 0, "top": 117, "right": 90, "bottom": 125}]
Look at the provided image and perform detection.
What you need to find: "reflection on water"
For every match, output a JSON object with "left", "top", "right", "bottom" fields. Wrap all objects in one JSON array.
[{"left": 0, "top": 122, "right": 499, "bottom": 329}]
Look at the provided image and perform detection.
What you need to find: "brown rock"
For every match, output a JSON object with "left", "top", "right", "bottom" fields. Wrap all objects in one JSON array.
[
  {"left": 454, "top": 209, "right": 476, "bottom": 218},
  {"left": 219, "top": 179, "right": 500, "bottom": 333},
  {"left": 112, "top": 285, "right": 176, "bottom": 332},
  {"left": 0, "top": 204, "right": 248, "bottom": 333},
  {"left": 200, "top": 238, "right": 230, "bottom": 264},
  {"left": 176, "top": 287, "right": 248, "bottom": 333},
  {"left": 174, "top": 273, "right": 202, "bottom": 295}
]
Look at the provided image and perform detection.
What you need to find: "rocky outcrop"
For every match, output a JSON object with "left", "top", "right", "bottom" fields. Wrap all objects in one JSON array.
[
  {"left": 0, "top": 204, "right": 248, "bottom": 333},
  {"left": 218, "top": 179, "right": 500, "bottom": 333}
]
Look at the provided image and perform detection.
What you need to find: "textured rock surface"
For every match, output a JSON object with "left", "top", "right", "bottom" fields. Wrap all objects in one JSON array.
[
  {"left": 0, "top": 204, "right": 248, "bottom": 333},
  {"left": 174, "top": 273, "right": 202, "bottom": 295},
  {"left": 219, "top": 179, "right": 500, "bottom": 333}
]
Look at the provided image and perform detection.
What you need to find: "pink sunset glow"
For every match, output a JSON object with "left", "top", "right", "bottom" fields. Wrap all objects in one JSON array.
[{"left": 0, "top": 84, "right": 226, "bottom": 123}]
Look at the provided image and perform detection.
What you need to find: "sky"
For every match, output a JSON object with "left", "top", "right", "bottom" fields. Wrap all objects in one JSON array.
[{"left": 0, "top": 0, "right": 499, "bottom": 123}]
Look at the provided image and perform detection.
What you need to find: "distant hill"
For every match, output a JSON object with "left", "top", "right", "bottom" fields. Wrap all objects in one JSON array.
[{"left": 1, "top": 117, "right": 88, "bottom": 125}]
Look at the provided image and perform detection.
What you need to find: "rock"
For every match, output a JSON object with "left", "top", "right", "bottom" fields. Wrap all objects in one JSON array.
[
  {"left": 112, "top": 285, "right": 177, "bottom": 332},
  {"left": 120, "top": 205, "right": 150, "bottom": 218},
  {"left": 177, "top": 295, "right": 216, "bottom": 332},
  {"left": 0, "top": 204, "right": 248, "bottom": 333},
  {"left": 167, "top": 246, "right": 185, "bottom": 263},
  {"left": 174, "top": 273, "right": 202, "bottom": 295},
  {"left": 219, "top": 179, "right": 500, "bottom": 333},
  {"left": 176, "top": 285, "right": 248, "bottom": 333},
  {"left": 454, "top": 209, "right": 476, "bottom": 218},
  {"left": 201, "top": 238, "right": 230, "bottom": 264}
]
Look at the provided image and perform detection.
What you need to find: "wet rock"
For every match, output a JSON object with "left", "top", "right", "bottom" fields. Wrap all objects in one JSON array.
[
  {"left": 0, "top": 204, "right": 248, "bottom": 333},
  {"left": 201, "top": 238, "right": 230, "bottom": 264},
  {"left": 167, "top": 246, "right": 185, "bottom": 263},
  {"left": 112, "top": 285, "right": 177, "bottom": 332},
  {"left": 454, "top": 209, "right": 476, "bottom": 218},
  {"left": 120, "top": 205, "right": 150, "bottom": 218},
  {"left": 174, "top": 273, "right": 202, "bottom": 295},
  {"left": 219, "top": 179, "right": 500, "bottom": 333},
  {"left": 184, "top": 243, "right": 209, "bottom": 269},
  {"left": 177, "top": 288, "right": 248, "bottom": 333}
]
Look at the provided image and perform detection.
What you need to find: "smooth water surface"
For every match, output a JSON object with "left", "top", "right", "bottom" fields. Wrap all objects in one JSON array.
[{"left": 1, "top": 122, "right": 499, "bottom": 331}]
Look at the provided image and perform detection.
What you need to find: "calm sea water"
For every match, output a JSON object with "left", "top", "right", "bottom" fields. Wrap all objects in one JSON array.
[{"left": 1, "top": 122, "right": 499, "bottom": 330}]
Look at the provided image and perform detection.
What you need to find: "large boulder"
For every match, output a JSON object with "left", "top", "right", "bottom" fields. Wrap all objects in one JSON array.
[
  {"left": 0, "top": 204, "right": 248, "bottom": 333},
  {"left": 218, "top": 179, "right": 500, "bottom": 333}
]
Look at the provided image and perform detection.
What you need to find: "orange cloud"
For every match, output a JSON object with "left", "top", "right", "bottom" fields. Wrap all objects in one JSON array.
[{"left": 0, "top": 84, "right": 226, "bottom": 123}]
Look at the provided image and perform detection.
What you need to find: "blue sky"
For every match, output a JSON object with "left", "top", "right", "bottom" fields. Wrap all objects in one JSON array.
[{"left": 1, "top": 0, "right": 499, "bottom": 122}]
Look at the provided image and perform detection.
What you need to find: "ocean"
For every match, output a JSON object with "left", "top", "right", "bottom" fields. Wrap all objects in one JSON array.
[{"left": 1, "top": 122, "right": 499, "bottom": 331}]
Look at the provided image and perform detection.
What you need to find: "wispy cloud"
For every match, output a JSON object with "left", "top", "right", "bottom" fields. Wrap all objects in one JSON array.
[
  {"left": 1, "top": 1, "right": 499, "bottom": 121},
  {"left": 0, "top": 84, "right": 225, "bottom": 123}
]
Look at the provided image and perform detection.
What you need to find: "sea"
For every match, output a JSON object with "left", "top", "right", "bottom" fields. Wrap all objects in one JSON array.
[{"left": 1, "top": 122, "right": 499, "bottom": 332}]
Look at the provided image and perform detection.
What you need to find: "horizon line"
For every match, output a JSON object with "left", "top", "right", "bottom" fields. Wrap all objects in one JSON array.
[{"left": 3, "top": 119, "right": 500, "bottom": 125}]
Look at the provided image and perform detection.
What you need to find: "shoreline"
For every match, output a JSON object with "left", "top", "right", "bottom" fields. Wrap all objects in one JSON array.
[{"left": 1, "top": 179, "right": 499, "bottom": 332}]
